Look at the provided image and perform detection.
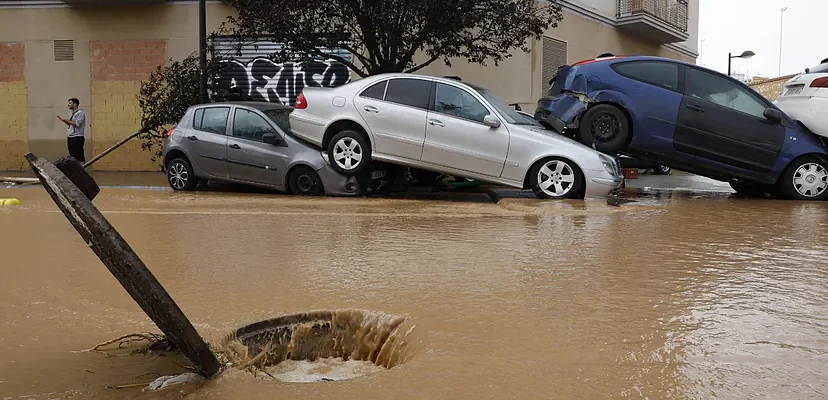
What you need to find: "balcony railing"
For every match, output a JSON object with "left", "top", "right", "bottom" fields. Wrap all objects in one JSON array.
[{"left": 617, "top": 0, "right": 689, "bottom": 33}]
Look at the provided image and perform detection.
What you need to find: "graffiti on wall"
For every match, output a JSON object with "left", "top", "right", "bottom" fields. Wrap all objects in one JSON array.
[{"left": 217, "top": 58, "right": 351, "bottom": 106}]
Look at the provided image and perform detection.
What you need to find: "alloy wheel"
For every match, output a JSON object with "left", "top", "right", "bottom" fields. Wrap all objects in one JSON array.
[
  {"left": 168, "top": 162, "right": 189, "bottom": 190},
  {"left": 333, "top": 137, "right": 363, "bottom": 171},
  {"left": 537, "top": 160, "right": 576, "bottom": 197}
]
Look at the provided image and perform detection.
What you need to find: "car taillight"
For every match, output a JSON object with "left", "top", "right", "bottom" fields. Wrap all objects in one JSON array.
[
  {"left": 572, "top": 56, "right": 625, "bottom": 66},
  {"left": 165, "top": 125, "right": 176, "bottom": 137},
  {"left": 810, "top": 77, "right": 828, "bottom": 88},
  {"left": 295, "top": 92, "right": 308, "bottom": 109}
]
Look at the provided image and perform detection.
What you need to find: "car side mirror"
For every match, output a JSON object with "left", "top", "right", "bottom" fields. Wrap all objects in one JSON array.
[
  {"left": 763, "top": 108, "right": 783, "bottom": 124},
  {"left": 483, "top": 115, "right": 501, "bottom": 128},
  {"left": 262, "top": 132, "right": 286, "bottom": 146}
]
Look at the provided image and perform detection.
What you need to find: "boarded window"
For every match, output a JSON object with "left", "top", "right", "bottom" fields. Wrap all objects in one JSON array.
[
  {"left": 541, "top": 37, "right": 567, "bottom": 94},
  {"left": 54, "top": 40, "right": 74, "bottom": 62}
]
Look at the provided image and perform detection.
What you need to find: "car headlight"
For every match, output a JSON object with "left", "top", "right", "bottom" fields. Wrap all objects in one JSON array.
[{"left": 599, "top": 154, "right": 617, "bottom": 175}]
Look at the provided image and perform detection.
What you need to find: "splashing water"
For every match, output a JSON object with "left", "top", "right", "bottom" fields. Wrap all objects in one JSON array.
[{"left": 219, "top": 309, "right": 418, "bottom": 382}]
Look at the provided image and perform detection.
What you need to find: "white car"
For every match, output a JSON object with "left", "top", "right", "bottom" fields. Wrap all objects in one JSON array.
[
  {"left": 289, "top": 73, "right": 624, "bottom": 199},
  {"left": 775, "top": 60, "right": 828, "bottom": 137}
]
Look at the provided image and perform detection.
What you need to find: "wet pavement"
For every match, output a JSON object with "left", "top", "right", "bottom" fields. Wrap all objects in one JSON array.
[{"left": 2, "top": 172, "right": 828, "bottom": 399}]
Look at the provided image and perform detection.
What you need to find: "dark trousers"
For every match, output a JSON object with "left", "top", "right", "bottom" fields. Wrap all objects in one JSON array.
[{"left": 67, "top": 136, "right": 85, "bottom": 162}]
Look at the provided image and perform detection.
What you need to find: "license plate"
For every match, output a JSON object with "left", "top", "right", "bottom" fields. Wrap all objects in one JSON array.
[
  {"left": 784, "top": 85, "right": 804, "bottom": 96},
  {"left": 371, "top": 170, "right": 387, "bottom": 179}
]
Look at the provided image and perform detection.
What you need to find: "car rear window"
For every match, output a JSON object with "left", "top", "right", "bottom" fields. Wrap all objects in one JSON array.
[
  {"left": 263, "top": 109, "right": 292, "bottom": 134},
  {"left": 384, "top": 78, "right": 432, "bottom": 109},
  {"left": 612, "top": 61, "right": 679, "bottom": 91},
  {"left": 808, "top": 63, "right": 828, "bottom": 74}
]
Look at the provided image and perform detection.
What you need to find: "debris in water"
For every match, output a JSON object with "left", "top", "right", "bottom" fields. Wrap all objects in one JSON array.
[{"left": 144, "top": 372, "right": 203, "bottom": 391}]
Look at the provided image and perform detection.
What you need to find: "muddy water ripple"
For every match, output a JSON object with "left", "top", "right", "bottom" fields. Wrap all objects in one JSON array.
[{"left": 1, "top": 188, "right": 828, "bottom": 399}]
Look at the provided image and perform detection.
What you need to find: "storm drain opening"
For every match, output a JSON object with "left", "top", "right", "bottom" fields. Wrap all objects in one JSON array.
[{"left": 218, "top": 309, "right": 418, "bottom": 383}]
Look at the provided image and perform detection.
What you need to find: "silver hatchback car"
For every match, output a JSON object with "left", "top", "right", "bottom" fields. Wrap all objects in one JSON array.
[
  {"left": 162, "top": 102, "right": 361, "bottom": 195},
  {"left": 289, "top": 73, "right": 624, "bottom": 199}
]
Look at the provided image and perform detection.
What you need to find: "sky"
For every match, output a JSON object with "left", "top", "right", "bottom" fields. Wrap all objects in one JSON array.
[{"left": 698, "top": 0, "right": 827, "bottom": 79}]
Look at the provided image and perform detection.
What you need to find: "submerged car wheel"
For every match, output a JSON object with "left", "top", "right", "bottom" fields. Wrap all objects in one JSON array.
[
  {"left": 327, "top": 130, "right": 372, "bottom": 176},
  {"left": 653, "top": 165, "right": 672, "bottom": 175},
  {"left": 779, "top": 156, "right": 828, "bottom": 200},
  {"left": 529, "top": 158, "right": 583, "bottom": 199},
  {"left": 167, "top": 158, "right": 197, "bottom": 191},
  {"left": 288, "top": 166, "right": 325, "bottom": 196},
  {"left": 578, "top": 104, "right": 630, "bottom": 153}
]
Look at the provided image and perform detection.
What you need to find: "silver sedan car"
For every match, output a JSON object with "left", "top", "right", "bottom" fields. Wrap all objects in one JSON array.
[
  {"left": 289, "top": 73, "right": 623, "bottom": 199},
  {"left": 162, "top": 102, "right": 361, "bottom": 196}
]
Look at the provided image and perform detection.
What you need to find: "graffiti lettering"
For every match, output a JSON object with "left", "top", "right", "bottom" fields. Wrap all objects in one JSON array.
[{"left": 217, "top": 58, "right": 351, "bottom": 106}]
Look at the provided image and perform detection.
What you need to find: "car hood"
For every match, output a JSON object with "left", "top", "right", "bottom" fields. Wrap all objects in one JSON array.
[
  {"left": 506, "top": 123, "right": 613, "bottom": 161},
  {"left": 513, "top": 123, "right": 596, "bottom": 149}
]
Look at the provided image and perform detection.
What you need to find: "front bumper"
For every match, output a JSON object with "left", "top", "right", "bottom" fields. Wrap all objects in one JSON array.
[
  {"left": 583, "top": 166, "right": 625, "bottom": 198},
  {"left": 317, "top": 164, "right": 362, "bottom": 196}
]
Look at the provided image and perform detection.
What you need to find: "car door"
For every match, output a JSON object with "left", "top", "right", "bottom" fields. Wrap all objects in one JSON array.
[
  {"left": 609, "top": 60, "right": 683, "bottom": 154},
  {"left": 421, "top": 82, "right": 510, "bottom": 177},
  {"left": 226, "top": 106, "right": 289, "bottom": 188},
  {"left": 188, "top": 106, "right": 230, "bottom": 179},
  {"left": 674, "top": 67, "right": 785, "bottom": 172},
  {"left": 352, "top": 77, "right": 431, "bottom": 161}
]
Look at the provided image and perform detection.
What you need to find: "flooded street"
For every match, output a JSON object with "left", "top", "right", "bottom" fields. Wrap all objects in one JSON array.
[{"left": 2, "top": 181, "right": 828, "bottom": 399}]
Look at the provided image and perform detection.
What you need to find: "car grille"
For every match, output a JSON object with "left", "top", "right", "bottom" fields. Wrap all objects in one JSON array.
[{"left": 614, "top": 157, "right": 623, "bottom": 176}]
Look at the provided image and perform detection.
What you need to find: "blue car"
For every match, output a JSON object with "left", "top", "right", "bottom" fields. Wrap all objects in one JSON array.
[{"left": 535, "top": 55, "right": 828, "bottom": 200}]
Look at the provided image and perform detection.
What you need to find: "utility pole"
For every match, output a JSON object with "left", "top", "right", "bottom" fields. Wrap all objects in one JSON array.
[
  {"left": 199, "top": 0, "right": 208, "bottom": 103},
  {"left": 779, "top": 7, "right": 787, "bottom": 77}
]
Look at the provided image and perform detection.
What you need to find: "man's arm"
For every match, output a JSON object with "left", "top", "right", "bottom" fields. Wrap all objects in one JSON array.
[{"left": 56, "top": 116, "right": 79, "bottom": 127}]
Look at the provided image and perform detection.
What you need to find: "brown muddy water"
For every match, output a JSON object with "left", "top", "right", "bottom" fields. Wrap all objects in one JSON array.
[{"left": 2, "top": 186, "right": 828, "bottom": 399}]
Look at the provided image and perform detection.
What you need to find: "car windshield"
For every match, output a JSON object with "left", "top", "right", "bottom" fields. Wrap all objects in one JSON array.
[
  {"left": 471, "top": 86, "right": 534, "bottom": 125},
  {"left": 262, "top": 108, "right": 292, "bottom": 134}
]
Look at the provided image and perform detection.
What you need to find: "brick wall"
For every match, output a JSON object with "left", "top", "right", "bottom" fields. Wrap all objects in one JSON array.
[
  {"left": 0, "top": 42, "right": 28, "bottom": 171},
  {"left": 90, "top": 40, "right": 166, "bottom": 171}
]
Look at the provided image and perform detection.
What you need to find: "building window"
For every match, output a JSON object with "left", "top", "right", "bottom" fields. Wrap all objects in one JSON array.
[{"left": 542, "top": 37, "right": 567, "bottom": 94}]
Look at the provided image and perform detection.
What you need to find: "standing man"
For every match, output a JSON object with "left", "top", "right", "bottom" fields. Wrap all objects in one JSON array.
[{"left": 57, "top": 98, "right": 86, "bottom": 162}]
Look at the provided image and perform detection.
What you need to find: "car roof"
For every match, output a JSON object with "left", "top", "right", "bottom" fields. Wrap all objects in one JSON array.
[
  {"left": 358, "top": 72, "right": 487, "bottom": 91},
  {"left": 585, "top": 55, "right": 723, "bottom": 75},
  {"left": 193, "top": 101, "right": 293, "bottom": 111}
]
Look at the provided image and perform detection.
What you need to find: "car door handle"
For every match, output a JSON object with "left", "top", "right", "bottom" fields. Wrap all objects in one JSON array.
[
  {"left": 363, "top": 105, "right": 379, "bottom": 113},
  {"left": 187, "top": 135, "right": 199, "bottom": 141},
  {"left": 428, "top": 119, "right": 445, "bottom": 127},
  {"left": 229, "top": 143, "right": 241, "bottom": 149},
  {"left": 686, "top": 104, "right": 705, "bottom": 112}
]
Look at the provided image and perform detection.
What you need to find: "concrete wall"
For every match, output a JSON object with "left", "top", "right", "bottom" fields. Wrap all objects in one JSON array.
[
  {"left": 0, "top": 42, "right": 28, "bottom": 171},
  {"left": 0, "top": 2, "right": 232, "bottom": 171}
]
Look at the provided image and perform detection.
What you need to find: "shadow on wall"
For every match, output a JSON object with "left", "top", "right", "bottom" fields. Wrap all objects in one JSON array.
[{"left": 216, "top": 58, "right": 351, "bottom": 106}]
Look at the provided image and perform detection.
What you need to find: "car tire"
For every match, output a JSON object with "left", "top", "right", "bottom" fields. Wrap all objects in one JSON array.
[
  {"left": 166, "top": 158, "right": 197, "bottom": 191},
  {"left": 327, "top": 130, "right": 372, "bottom": 176},
  {"left": 578, "top": 104, "right": 630, "bottom": 153},
  {"left": 529, "top": 157, "right": 584, "bottom": 199},
  {"left": 288, "top": 165, "right": 325, "bottom": 196},
  {"left": 652, "top": 165, "right": 672, "bottom": 175},
  {"left": 778, "top": 156, "right": 828, "bottom": 200}
]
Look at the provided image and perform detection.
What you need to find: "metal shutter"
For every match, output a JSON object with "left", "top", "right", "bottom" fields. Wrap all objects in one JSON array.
[
  {"left": 541, "top": 37, "right": 567, "bottom": 94},
  {"left": 211, "top": 37, "right": 352, "bottom": 64}
]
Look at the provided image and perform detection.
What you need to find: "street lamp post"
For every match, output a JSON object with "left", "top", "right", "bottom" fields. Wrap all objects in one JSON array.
[
  {"left": 728, "top": 50, "right": 756, "bottom": 77},
  {"left": 779, "top": 7, "right": 788, "bottom": 76},
  {"left": 199, "top": 0, "right": 208, "bottom": 103}
]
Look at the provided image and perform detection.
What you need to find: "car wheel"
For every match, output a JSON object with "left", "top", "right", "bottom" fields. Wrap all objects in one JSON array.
[
  {"left": 653, "top": 165, "right": 672, "bottom": 175},
  {"left": 166, "top": 158, "right": 197, "bottom": 191},
  {"left": 778, "top": 156, "right": 828, "bottom": 200},
  {"left": 327, "top": 130, "right": 372, "bottom": 176},
  {"left": 529, "top": 158, "right": 583, "bottom": 199},
  {"left": 288, "top": 166, "right": 325, "bottom": 196},
  {"left": 578, "top": 104, "right": 630, "bottom": 153}
]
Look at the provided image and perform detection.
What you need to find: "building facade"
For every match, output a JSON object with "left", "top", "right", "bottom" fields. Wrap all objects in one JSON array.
[
  {"left": 0, "top": 0, "right": 699, "bottom": 171},
  {"left": 750, "top": 74, "right": 799, "bottom": 102}
]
